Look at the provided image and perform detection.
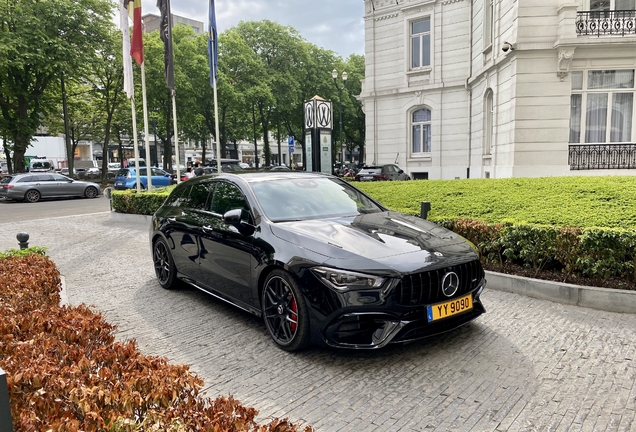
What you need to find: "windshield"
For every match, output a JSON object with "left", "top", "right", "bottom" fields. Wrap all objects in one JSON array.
[
  {"left": 251, "top": 177, "right": 383, "bottom": 222},
  {"left": 31, "top": 161, "right": 51, "bottom": 169}
]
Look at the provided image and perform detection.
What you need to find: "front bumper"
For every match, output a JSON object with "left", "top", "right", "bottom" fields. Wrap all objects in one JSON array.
[{"left": 320, "top": 283, "right": 486, "bottom": 349}]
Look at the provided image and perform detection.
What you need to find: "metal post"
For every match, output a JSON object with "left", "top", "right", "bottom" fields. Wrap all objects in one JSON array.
[
  {"left": 332, "top": 70, "right": 347, "bottom": 164},
  {"left": 16, "top": 232, "right": 29, "bottom": 250},
  {"left": 0, "top": 368, "right": 14, "bottom": 431},
  {"left": 420, "top": 202, "right": 431, "bottom": 220}
]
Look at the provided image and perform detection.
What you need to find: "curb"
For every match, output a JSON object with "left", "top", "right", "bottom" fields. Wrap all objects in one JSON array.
[
  {"left": 486, "top": 270, "right": 636, "bottom": 314},
  {"left": 109, "top": 212, "right": 636, "bottom": 315},
  {"left": 110, "top": 211, "right": 153, "bottom": 225}
]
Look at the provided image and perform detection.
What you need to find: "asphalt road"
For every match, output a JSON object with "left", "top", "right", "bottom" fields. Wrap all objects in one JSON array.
[
  {"left": 0, "top": 195, "right": 111, "bottom": 223},
  {"left": 1, "top": 208, "right": 635, "bottom": 431}
]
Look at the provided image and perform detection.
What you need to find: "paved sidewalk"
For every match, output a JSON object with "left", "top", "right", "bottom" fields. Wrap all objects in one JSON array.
[{"left": 1, "top": 213, "right": 635, "bottom": 431}]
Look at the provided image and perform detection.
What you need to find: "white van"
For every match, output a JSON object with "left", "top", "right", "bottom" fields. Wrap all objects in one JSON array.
[{"left": 29, "top": 159, "right": 55, "bottom": 172}]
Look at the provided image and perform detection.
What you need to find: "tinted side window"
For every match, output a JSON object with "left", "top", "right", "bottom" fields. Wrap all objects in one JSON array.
[
  {"left": 52, "top": 174, "right": 69, "bottom": 181},
  {"left": 17, "top": 176, "right": 34, "bottom": 183},
  {"left": 186, "top": 182, "right": 215, "bottom": 210},
  {"left": 209, "top": 182, "right": 248, "bottom": 215},
  {"left": 36, "top": 174, "right": 55, "bottom": 181},
  {"left": 164, "top": 184, "right": 192, "bottom": 207}
]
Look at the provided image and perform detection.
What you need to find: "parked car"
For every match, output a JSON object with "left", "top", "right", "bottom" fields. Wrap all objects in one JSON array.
[
  {"left": 203, "top": 159, "right": 245, "bottom": 174},
  {"left": 114, "top": 167, "right": 175, "bottom": 190},
  {"left": 355, "top": 164, "right": 411, "bottom": 181},
  {"left": 150, "top": 172, "right": 485, "bottom": 351},
  {"left": 0, "top": 173, "right": 101, "bottom": 203}
]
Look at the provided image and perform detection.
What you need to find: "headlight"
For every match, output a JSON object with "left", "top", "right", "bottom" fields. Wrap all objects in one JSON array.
[{"left": 311, "top": 267, "right": 385, "bottom": 291}]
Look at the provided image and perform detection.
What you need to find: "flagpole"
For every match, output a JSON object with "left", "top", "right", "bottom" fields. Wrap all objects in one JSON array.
[
  {"left": 171, "top": 89, "right": 181, "bottom": 182},
  {"left": 212, "top": 49, "right": 221, "bottom": 173},
  {"left": 130, "top": 97, "right": 141, "bottom": 192},
  {"left": 141, "top": 60, "right": 152, "bottom": 191}
]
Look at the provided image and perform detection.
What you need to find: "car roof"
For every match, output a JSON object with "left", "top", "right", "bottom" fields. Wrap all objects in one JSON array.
[{"left": 188, "top": 171, "right": 329, "bottom": 185}]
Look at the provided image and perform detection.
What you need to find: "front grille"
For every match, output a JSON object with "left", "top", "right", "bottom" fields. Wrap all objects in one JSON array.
[{"left": 392, "top": 259, "right": 484, "bottom": 306}]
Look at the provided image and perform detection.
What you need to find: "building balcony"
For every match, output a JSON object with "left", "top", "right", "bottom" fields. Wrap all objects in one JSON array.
[
  {"left": 569, "top": 144, "right": 636, "bottom": 170},
  {"left": 576, "top": 11, "right": 636, "bottom": 36}
]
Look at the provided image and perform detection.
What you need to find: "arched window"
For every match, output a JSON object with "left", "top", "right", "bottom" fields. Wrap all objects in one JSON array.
[
  {"left": 484, "top": 90, "right": 493, "bottom": 155},
  {"left": 412, "top": 108, "right": 431, "bottom": 154}
]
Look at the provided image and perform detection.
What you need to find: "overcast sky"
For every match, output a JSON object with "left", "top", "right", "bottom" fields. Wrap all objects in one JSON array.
[{"left": 139, "top": 0, "right": 365, "bottom": 58}]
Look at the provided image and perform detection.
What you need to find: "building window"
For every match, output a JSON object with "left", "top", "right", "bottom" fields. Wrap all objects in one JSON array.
[
  {"left": 591, "top": 0, "right": 635, "bottom": 11},
  {"left": 484, "top": 90, "right": 494, "bottom": 155},
  {"left": 412, "top": 108, "right": 432, "bottom": 154},
  {"left": 484, "top": 0, "right": 494, "bottom": 48},
  {"left": 569, "top": 69, "right": 635, "bottom": 144},
  {"left": 411, "top": 18, "right": 431, "bottom": 69}
]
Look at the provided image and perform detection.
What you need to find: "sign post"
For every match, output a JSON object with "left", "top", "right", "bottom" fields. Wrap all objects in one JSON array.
[{"left": 303, "top": 95, "right": 332, "bottom": 174}]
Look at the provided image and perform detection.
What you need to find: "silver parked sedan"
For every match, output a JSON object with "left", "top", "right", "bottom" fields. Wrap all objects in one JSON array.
[{"left": 0, "top": 173, "right": 101, "bottom": 203}]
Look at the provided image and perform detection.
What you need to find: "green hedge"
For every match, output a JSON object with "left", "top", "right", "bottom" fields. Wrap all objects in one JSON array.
[
  {"left": 438, "top": 219, "right": 636, "bottom": 282},
  {"left": 355, "top": 176, "right": 636, "bottom": 228},
  {"left": 111, "top": 187, "right": 172, "bottom": 215}
]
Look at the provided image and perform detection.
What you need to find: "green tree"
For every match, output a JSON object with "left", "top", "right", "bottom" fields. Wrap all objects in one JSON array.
[
  {"left": 342, "top": 54, "right": 365, "bottom": 163},
  {"left": 91, "top": 28, "right": 126, "bottom": 183},
  {"left": 0, "top": 0, "right": 114, "bottom": 173}
]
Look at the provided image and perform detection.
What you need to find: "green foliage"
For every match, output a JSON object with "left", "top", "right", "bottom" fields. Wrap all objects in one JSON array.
[
  {"left": 111, "top": 188, "right": 172, "bottom": 215},
  {"left": 355, "top": 176, "right": 636, "bottom": 229},
  {"left": 500, "top": 223, "right": 558, "bottom": 276},
  {"left": 0, "top": 0, "right": 115, "bottom": 172},
  {"left": 0, "top": 246, "right": 48, "bottom": 259}
]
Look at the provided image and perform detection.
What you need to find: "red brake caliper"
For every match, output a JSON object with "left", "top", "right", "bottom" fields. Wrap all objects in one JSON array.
[{"left": 289, "top": 296, "right": 298, "bottom": 333}]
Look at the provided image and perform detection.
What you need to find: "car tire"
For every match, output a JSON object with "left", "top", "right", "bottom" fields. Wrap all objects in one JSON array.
[
  {"left": 84, "top": 186, "right": 98, "bottom": 198},
  {"left": 24, "top": 189, "right": 41, "bottom": 203},
  {"left": 261, "top": 269, "right": 310, "bottom": 351},
  {"left": 152, "top": 238, "right": 178, "bottom": 289}
]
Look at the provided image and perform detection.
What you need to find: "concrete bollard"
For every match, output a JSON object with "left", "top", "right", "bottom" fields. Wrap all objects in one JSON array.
[
  {"left": 0, "top": 368, "right": 13, "bottom": 431},
  {"left": 16, "top": 232, "right": 29, "bottom": 250},
  {"left": 420, "top": 201, "right": 431, "bottom": 220}
]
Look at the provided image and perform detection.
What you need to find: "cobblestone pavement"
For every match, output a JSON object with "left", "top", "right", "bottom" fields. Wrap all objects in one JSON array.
[{"left": 1, "top": 213, "right": 635, "bottom": 431}]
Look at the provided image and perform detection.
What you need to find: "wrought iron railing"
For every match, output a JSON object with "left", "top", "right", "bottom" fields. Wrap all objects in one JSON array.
[
  {"left": 576, "top": 11, "right": 636, "bottom": 36},
  {"left": 569, "top": 144, "right": 636, "bottom": 170}
]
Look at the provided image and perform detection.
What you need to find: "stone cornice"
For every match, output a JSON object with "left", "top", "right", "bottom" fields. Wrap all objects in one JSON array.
[{"left": 375, "top": 12, "right": 400, "bottom": 21}]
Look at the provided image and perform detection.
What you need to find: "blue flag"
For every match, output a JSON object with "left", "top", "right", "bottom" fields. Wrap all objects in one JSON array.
[{"left": 208, "top": 0, "right": 218, "bottom": 87}]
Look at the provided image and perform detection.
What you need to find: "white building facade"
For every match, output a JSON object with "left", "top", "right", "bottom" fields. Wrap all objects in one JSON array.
[{"left": 359, "top": 0, "right": 636, "bottom": 179}]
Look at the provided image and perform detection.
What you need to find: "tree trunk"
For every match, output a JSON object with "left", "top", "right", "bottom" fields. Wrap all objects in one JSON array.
[
  {"left": 252, "top": 103, "right": 259, "bottom": 170},
  {"left": 3, "top": 136, "right": 13, "bottom": 174}
]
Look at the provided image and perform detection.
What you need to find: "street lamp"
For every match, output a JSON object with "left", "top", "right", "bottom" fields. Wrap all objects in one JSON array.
[{"left": 332, "top": 69, "right": 347, "bottom": 164}]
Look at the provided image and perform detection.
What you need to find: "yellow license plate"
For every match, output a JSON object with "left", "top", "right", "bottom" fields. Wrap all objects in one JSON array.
[{"left": 427, "top": 294, "right": 473, "bottom": 322}]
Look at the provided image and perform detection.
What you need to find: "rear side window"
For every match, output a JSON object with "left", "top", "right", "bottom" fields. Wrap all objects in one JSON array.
[
  {"left": 17, "top": 176, "right": 34, "bottom": 183},
  {"left": 164, "top": 184, "right": 192, "bottom": 207},
  {"left": 187, "top": 182, "right": 215, "bottom": 210}
]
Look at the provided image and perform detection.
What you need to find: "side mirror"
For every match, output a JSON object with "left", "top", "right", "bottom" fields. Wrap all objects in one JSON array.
[
  {"left": 223, "top": 208, "right": 255, "bottom": 235},
  {"left": 223, "top": 208, "right": 243, "bottom": 225},
  {"left": 398, "top": 169, "right": 404, "bottom": 174}
]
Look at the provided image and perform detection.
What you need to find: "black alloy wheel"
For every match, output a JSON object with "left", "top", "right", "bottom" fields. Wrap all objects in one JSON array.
[
  {"left": 84, "top": 186, "right": 98, "bottom": 198},
  {"left": 25, "top": 189, "right": 41, "bottom": 203},
  {"left": 153, "top": 238, "right": 178, "bottom": 289},
  {"left": 262, "top": 270, "right": 309, "bottom": 351}
]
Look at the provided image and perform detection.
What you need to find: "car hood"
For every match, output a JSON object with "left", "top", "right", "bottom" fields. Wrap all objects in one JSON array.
[{"left": 269, "top": 211, "right": 477, "bottom": 274}]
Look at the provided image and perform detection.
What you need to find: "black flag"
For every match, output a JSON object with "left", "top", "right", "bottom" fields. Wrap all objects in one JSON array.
[{"left": 157, "top": 0, "right": 174, "bottom": 90}]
